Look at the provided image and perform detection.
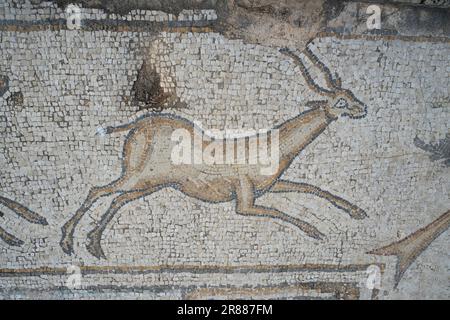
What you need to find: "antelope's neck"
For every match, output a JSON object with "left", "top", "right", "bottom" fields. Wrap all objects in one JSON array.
[{"left": 277, "top": 107, "right": 335, "bottom": 162}]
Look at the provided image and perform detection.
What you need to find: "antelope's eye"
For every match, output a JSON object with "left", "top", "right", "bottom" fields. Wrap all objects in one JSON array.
[{"left": 334, "top": 98, "right": 348, "bottom": 109}]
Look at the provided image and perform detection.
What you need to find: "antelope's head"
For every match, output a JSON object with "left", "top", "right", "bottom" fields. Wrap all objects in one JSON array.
[{"left": 280, "top": 46, "right": 367, "bottom": 120}]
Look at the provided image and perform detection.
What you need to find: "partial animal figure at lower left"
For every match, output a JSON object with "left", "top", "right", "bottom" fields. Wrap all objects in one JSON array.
[{"left": 0, "top": 195, "right": 48, "bottom": 246}]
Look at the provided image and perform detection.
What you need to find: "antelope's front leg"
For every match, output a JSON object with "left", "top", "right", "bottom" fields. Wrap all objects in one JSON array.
[
  {"left": 234, "top": 176, "right": 324, "bottom": 240},
  {"left": 270, "top": 180, "right": 367, "bottom": 219}
]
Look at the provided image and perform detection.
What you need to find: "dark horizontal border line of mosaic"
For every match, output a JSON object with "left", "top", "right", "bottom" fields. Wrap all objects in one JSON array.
[
  {"left": 0, "top": 281, "right": 361, "bottom": 300},
  {"left": 185, "top": 281, "right": 361, "bottom": 300},
  {"left": 0, "top": 18, "right": 449, "bottom": 44},
  {"left": 0, "top": 282, "right": 357, "bottom": 293},
  {"left": 316, "top": 30, "right": 450, "bottom": 44},
  {"left": 0, "top": 263, "right": 384, "bottom": 277},
  {"left": 0, "top": 290, "right": 337, "bottom": 300},
  {"left": 0, "top": 18, "right": 215, "bottom": 32}
]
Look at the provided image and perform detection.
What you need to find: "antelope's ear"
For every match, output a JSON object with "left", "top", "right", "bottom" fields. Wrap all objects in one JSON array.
[
  {"left": 306, "top": 100, "right": 327, "bottom": 107},
  {"left": 333, "top": 73, "right": 342, "bottom": 88}
]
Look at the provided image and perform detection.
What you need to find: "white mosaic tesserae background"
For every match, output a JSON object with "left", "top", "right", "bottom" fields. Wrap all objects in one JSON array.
[{"left": 0, "top": 0, "right": 449, "bottom": 300}]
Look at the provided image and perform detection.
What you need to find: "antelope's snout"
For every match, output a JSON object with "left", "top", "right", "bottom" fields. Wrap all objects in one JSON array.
[
  {"left": 347, "top": 103, "right": 367, "bottom": 119},
  {"left": 331, "top": 95, "right": 367, "bottom": 120}
]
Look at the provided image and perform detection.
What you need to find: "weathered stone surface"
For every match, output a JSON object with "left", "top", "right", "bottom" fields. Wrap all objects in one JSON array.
[{"left": 0, "top": 0, "right": 448, "bottom": 300}]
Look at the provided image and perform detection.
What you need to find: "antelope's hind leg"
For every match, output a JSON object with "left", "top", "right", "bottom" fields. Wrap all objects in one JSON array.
[
  {"left": 235, "top": 176, "right": 324, "bottom": 240},
  {"left": 270, "top": 180, "right": 367, "bottom": 219},
  {"left": 63, "top": 124, "right": 154, "bottom": 256},
  {"left": 86, "top": 186, "right": 160, "bottom": 259},
  {"left": 60, "top": 181, "right": 124, "bottom": 255}
]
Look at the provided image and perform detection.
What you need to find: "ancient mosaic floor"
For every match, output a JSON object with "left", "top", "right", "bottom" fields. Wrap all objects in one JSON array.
[{"left": 0, "top": 0, "right": 449, "bottom": 299}]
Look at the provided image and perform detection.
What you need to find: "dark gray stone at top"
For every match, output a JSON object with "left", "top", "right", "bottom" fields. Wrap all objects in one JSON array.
[{"left": 0, "top": 75, "right": 8, "bottom": 97}]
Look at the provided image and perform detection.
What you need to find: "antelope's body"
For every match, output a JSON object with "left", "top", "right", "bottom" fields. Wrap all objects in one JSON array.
[{"left": 105, "top": 106, "right": 333, "bottom": 203}]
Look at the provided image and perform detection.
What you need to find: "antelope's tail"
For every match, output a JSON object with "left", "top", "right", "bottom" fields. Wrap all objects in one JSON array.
[{"left": 99, "top": 121, "right": 138, "bottom": 135}]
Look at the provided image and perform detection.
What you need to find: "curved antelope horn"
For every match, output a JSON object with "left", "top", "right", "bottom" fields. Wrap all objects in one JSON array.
[
  {"left": 333, "top": 72, "right": 342, "bottom": 88},
  {"left": 279, "top": 48, "right": 335, "bottom": 96},
  {"left": 303, "top": 45, "right": 342, "bottom": 90}
]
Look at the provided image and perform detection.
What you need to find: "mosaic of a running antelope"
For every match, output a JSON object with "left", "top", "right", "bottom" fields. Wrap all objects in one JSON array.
[{"left": 61, "top": 44, "right": 368, "bottom": 259}]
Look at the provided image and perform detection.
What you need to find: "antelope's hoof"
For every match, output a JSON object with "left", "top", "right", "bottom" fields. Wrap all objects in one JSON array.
[
  {"left": 24, "top": 211, "right": 48, "bottom": 225},
  {"left": 299, "top": 224, "right": 325, "bottom": 241},
  {"left": 294, "top": 219, "right": 325, "bottom": 240},
  {"left": 308, "top": 228, "right": 325, "bottom": 241},
  {"left": 86, "top": 231, "right": 106, "bottom": 259},
  {"left": 33, "top": 215, "right": 48, "bottom": 226},
  {"left": 60, "top": 226, "right": 75, "bottom": 255},
  {"left": 60, "top": 234, "right": 74, "bottom": 255},
  {"left": 349, "top": 207, "right": 367, "bottom": 220}
]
